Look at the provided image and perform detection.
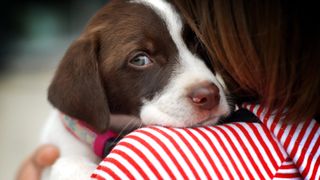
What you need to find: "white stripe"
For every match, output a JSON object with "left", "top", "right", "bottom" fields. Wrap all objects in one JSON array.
[
  {"left": 130, "top": 131, "right": 182, "bottom": 179},
  {"left": 209, "top": 126, "right": 251, "bottom": 179},
  {"left": 105, "top": 153, "right": 144, "bottom": 179},
  {"left": 286, "top": 122, "right": 305, "bottom": 155},
  {"left": 274, "top": 109, "right": 290, "bottom": 137},
  {"left": 280, "top": 124, "right": 293, "bottom": 144},
  {"left": 266, "top": 112, "right": 275, "bottom": 129},
  {"left": 92, "top": 169, "right": 114, "bottom": 180},
  {"left": 273, "top": 116, "right": 286, "bottom": 136},
  {"left": 218, "top": 125, "right": 261, "bottom": 179},
  {"left": 157, "top": 126, "right": 204, "bottom": 179},
  {"left": 303, "top": 120, "right": 319, "bottom": 147},
  {"left": 176, "top": 128, "right": 217, "bottom": 179},
  {"left": 302, "top": 128, "right": 320, "bottom": 179},
  {"left": 257, "top": 105, "right": 268, "bottom": 123},
  {"left": 242, "top": 123, "right": 278, "bottom": 173},
  {"left": 277, "top": 168, "right": 300, "bottom": 174},
  {"left": 117, "top": 134, "right": 171, "bottom": 179},
  {"left": 273, "top": 177, "right": 301, "bottom": 180},
  {"left": 314, "top": 155, "right": 320, "bottom": 180},
  {"left": 196, "top": 128, "right": 239, "bottom": 179},
  {"left": 100, "top": 161, "right": 130, "bottom": 180},
  {"left": 246, "top": 104, "right": 320, "bottom": 179},
  {"left": 141, "top": 127, "right": 193, "bottom": 179},
  {"left": 277, "top": 163, "right": 300, "bottom": 174},
  {"left": 294, "top": 120, "right": 316, "bottom": 165},
  {"left": 227, "top": 123, "right": 270, "bottom": 179},
  {"left": 251, "top": 104, "right": 260, "bottom": 116},
  {"left": 282, "top": 161, "right": 295, "bottom": 166},
  {"left": 254, "top": 122, "right": 289, "bottom": 162},
  {"left": 266, "top": 109, "right": 279, "bottom": 129},
  {"left": 113, "top": 145, "right": 157, "bottom": 179}
]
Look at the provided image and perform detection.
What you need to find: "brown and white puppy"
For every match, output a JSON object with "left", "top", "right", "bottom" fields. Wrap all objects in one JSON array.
[{"left": 41, "top": 0, "right": 230, "bottom": 179}]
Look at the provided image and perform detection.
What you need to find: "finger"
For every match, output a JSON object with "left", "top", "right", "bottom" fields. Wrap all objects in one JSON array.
[
  {"left": 16, "top": 157, "right": 40, "bottom": 180},
  {"left": 32, "top": 144, "right": 60, "bottom": 168},
  {"left": 16, "top": 145, "right": 60, "bottom": 180}
]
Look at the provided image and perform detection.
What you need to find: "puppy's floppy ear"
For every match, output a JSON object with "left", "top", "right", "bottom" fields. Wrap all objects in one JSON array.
[{"left": 48, "top": 36, "right": 109, "bottom": 133}]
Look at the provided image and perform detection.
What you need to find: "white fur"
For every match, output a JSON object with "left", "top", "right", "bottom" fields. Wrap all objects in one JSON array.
[
  {"left": 41, "top": 111, "right": 99, "bottom": 180},
  {"left": 134, "top": 0, "right": 230, "bottom": 127}
]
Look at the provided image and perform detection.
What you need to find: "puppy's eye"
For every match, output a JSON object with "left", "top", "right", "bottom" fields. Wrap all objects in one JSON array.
[{"left": 129, "top": 54, "right": 153, "bottom": 67}]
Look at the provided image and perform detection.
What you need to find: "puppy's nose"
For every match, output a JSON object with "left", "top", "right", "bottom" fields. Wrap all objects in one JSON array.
[{"left": 188, "top": 83, "right": 220, "bottom": 110}]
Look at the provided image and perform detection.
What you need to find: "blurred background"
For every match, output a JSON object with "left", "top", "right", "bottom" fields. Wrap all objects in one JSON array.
[{"left": 0, "top": 0, "right": 107, "bottom": 179}]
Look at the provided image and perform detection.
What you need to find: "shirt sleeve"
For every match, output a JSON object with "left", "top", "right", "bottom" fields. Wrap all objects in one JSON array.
[{"left": 91, "top": 121, "right": 303, "bottom": 179}]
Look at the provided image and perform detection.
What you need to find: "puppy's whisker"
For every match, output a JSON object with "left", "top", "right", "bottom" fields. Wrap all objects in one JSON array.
[
  {"left": 112, "top": 117, "right": 138, "bottom": 144},
  {"left": 118, "top": 119, "right": 134, "bottom": 136}
]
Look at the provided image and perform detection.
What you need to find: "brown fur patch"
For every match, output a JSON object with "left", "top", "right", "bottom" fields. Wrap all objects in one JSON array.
[{"left": 48, "top": 0, "right": 179, "bottom": 132}]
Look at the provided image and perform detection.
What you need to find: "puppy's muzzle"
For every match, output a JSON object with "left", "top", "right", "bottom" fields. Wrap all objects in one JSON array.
[{"left": 188, "top": 82, "right": 220, "bottom": 111}]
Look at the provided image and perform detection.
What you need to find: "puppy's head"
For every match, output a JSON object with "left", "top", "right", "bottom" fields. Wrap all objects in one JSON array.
[{"left": 48, "top": 0, "right": 231, "bottom": 133}]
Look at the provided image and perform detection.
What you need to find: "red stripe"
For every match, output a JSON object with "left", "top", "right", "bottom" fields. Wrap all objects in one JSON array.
[
  {"left": 148, "top": 127, "right": 199, "bottom": 179},
  {"left": 170, "top": 128, "right": 206, "bottom": 179},
  {"left": 91, "top": 173, "right": 107, "bottom": 180},
  {"left": 281, "top": 166, "right": 297, "bottom": 170},
  {"left": 273, "top": 159, "right": 301, "bottom": 178},
  {"left": 283, "top": 124, "right": 298, "bottom": 148},
  {"left": 137, "top": 129, "right": 188, "bottom": 179},
  {"left": 95, "top": 165, "right": 120, "bottom": 180},
  {"left": 203, "top": 127, "right": 245, "bottom": 179},
  {"left": 213, "top": 126, "right": 255, "bottom": 179},
  {"left": 235, "top": 124, "right": 273, "bottom": 178},
  {"left": 296, "top": 121, "right": 319, "bottom": 164},
  {"left": 126, "top": 134, "right": 175, "bottom": 178},
  {"left": 280, "top": 164, "right": 297, "bottom": 170},
  {"left": 310, "top": 152, "right": 320, "bottom": 180},
  {"left": 256, "top": 105, "right": 264, "bottom": 118},
  {"left": 247, "top": 123, "right": 279, "bottom": 170},
  {"left": 290, "top": 119, "right": 312, "bottom": 159},
  {"left": 270, "top": 109, "right": 283, "bottom": 133},
  {"left": 260, "top": 124, "right": 287, "bottom": 161},
  {"left": 274, "top": 172, "right": 301, "bottom": 178},
  {"left": 298, "top": 123, "right": 320, "bottom": 178},
  {"left": 115, "top": 137, "right": 164, "bottom": 179},
  {"left": 194, "top": 128, "right": 235, "bottom": 178},
  {"left": 101, "top": 157, "right": 134, "bottom": 179},
  {"left": 184, "top": 129, "right": 223, "bottom": 179},
  {"left": 111, "top": 149, "right": 149, "bottom": 179},
  {"left": 276, "top": 121, "right": 289, "bottom": 141},
  {"left": 223, "top": 124, "right": 265, "bottom": 179},
  {"left": 262, "top": 107, "right": 272, "bottom": 125},
  {"left": 249, "top": 104, "right": 255, "bottom": 112}
]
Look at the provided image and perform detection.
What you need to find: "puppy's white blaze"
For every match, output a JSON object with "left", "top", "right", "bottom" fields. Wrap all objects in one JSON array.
[{"left": 133, "top": 0, "right": 230, "bottom": 127}]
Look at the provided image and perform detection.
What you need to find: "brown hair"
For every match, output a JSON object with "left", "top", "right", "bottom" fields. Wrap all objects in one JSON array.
[{"left": 173, "top": 0, "right": 319, "bottom": 121}]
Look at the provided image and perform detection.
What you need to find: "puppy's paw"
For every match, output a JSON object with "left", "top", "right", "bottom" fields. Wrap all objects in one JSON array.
[{"left": 48, "top": 157, "right": 97, "bottom": 180}]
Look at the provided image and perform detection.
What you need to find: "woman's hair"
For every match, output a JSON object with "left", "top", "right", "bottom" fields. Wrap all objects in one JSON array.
[{"left": 173, "top": 0, "right": 319, "bottom": 121}]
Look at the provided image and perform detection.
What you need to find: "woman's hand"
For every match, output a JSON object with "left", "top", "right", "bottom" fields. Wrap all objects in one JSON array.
[{"left": 16, "top": 145, "right": 59, "bottom": 180}]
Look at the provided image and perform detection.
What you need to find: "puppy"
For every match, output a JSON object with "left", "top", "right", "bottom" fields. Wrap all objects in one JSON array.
[{"left": 41, "top": 0, "right": 231, "bottom": 179}]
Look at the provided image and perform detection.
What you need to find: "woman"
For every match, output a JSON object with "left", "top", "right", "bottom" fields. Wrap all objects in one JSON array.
[
  {"left": 173, "top": 0, "right": 319, "bottom": 122},
  {"left": 18, "top": 0, "right": 319, "bottom": 179}
]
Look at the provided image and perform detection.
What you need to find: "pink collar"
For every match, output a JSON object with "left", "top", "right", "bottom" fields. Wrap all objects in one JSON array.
[{"left": 60, "top": 113, "right": 119, "bottom": 158}]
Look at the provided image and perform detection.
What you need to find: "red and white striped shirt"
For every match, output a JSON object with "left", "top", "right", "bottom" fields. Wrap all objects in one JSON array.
[{"left": 91, "top": 104, "right": 320, "bottom": 179}]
